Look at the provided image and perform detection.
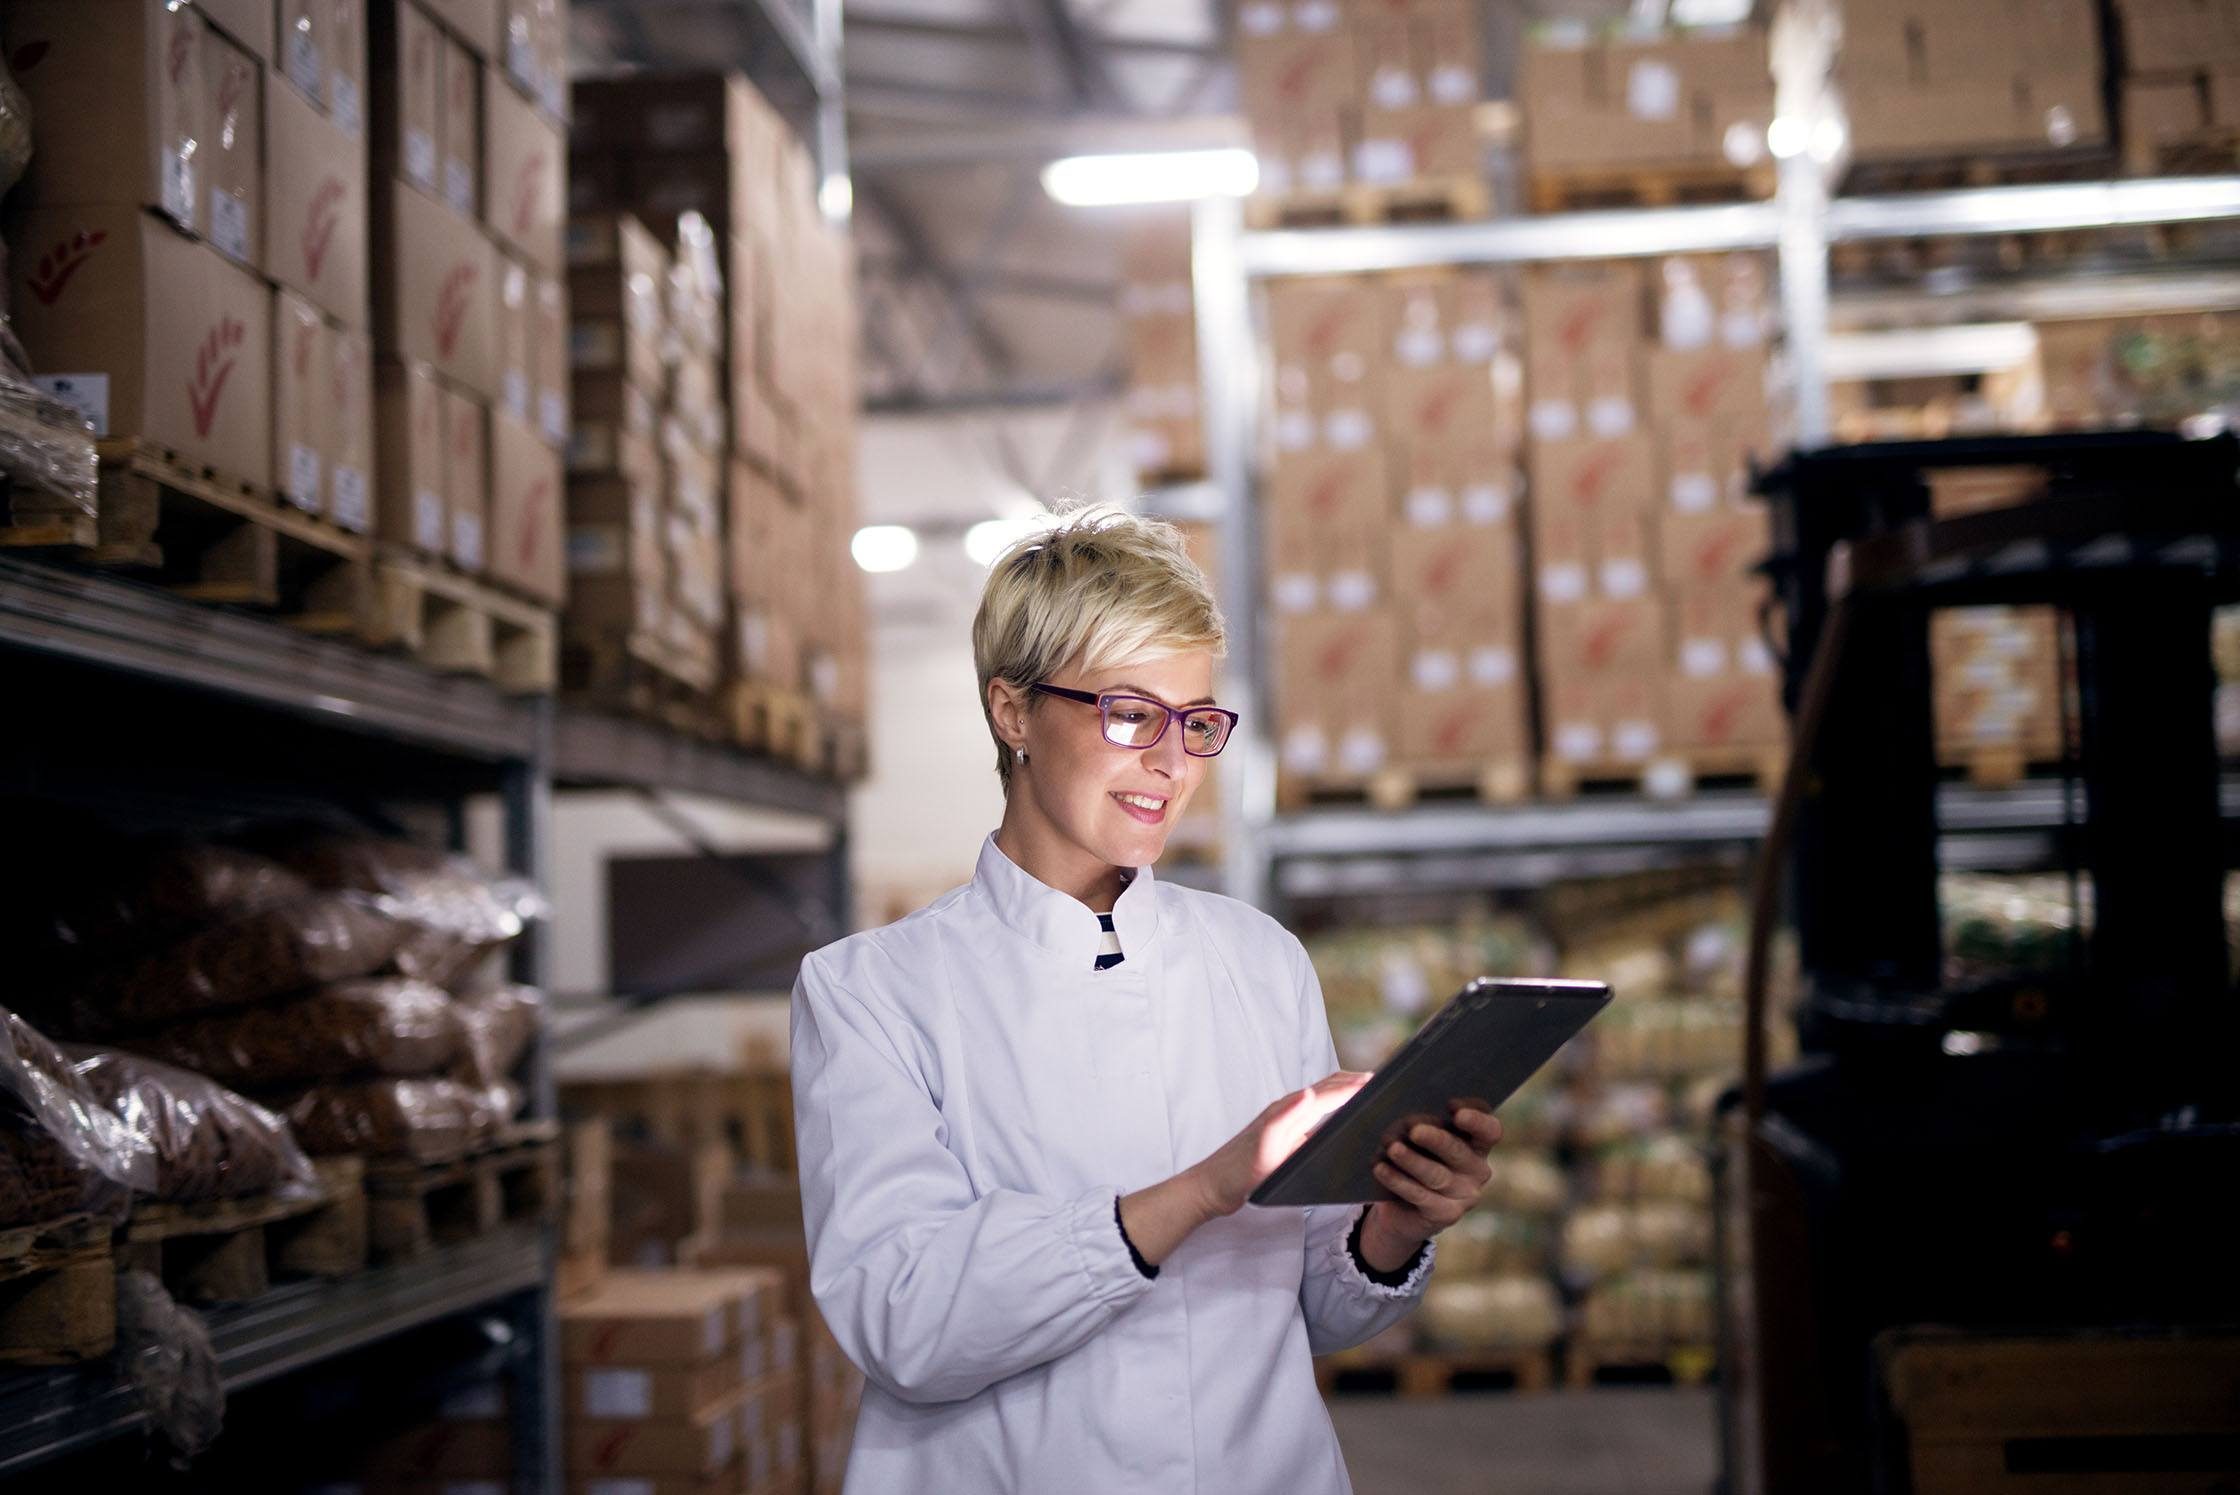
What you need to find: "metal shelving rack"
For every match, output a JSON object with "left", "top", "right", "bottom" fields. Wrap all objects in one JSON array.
[
  {"left": 0, "top": 548, "right": 853, "bottom": 1483},
  {"left": 1191, "top": 163, "right": 2240, "bottom": 911}
]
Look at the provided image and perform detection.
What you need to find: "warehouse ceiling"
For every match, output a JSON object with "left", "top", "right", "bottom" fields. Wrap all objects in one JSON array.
[{"left": 574, "top": 0, "right": 1588, "bottom": 418}]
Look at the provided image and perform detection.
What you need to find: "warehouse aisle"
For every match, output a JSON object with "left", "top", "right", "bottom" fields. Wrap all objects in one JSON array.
[{"left": 1332, "top": 1389, "right": 1718, "bottom": 1495}]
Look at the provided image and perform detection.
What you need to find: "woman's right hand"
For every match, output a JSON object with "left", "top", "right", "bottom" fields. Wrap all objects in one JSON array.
[{"left": 1190, "top": 1072, "right": 1369, "bottom": 1218}]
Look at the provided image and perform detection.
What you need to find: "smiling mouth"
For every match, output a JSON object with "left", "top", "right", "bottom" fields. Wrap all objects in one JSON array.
[{"left": 1111, "top": 791, "right": 1169, "bottom": 823}]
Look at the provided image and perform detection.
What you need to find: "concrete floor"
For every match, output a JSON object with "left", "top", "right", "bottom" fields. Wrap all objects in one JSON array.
[{"left": 1331, "top": 1387, "right": 1720, "bottom": 1495}]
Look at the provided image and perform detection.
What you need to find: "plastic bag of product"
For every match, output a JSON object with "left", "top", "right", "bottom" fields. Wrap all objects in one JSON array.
[
  {"left": 1567, "top": 1081, "right": 1674, "bottom": 1149},
  {"left": 1436, "top": 1209, "right": 1555, "bottom": 1277},
  {"left": 1578, "top": 1268, "right": 1715, "bottom": 1344},
  {"left": 1559, "top": 1202, "right": 1713, "bottom": 1285},
  {"left": 122, "top": 978, "right": 466, "bottom": 1091},
  {"left": 0, "top": 377, "right": 98, "bottom": 517},
  {"left": 63, "top": 1046, "right": 318, "bottom": 1205},
  {"left": 49, "top": 842, "right": 311, "bottom": 961},
  {"left": 252, "top": 834, "right": 547, "bottom": 987},
  {"left": 1482, "top": 1148, "right": 1569, "bottom": 1217},
  {"left": 1588, "top": 1132, "right": 1712, "bottom": 1206},
  {"left": 1417, "top": 1274, "right": 1563, "bottom": 1352},
  {"left": 0, "top": 1004, "right": 155, "bottom": 1217},
  {"left": 271, "top": 1077, "right": 503, "bottom": 1162},
  {"left": 115, "top": 1270, "right": 226, "bottom": 1459},
  {"left": 451, "top": 983, "right": 543, "bottom": 1089},
  {"left": 0, "top": 1122, "right": 95, "bottom": 1227}
]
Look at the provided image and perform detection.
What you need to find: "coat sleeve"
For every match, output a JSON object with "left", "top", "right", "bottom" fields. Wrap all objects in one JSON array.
[
  {"left": 791, "top": 948, "right": 1157, "bottom": 1405},
  {"left": 1286, "top": 939, "right": 1435, "bottom": 1355}
]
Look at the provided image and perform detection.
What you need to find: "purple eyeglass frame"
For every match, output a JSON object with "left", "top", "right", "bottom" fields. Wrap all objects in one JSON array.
[{"left": 1030, "top": 683, "right": 1240, "bottom": 756}]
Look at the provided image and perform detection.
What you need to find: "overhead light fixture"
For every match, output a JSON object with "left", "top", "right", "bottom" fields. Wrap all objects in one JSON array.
[
  {"left": 964, "top": 513, "right": 1056, "bottom": 567},
  {"left": 1042, "top": 149, "right": 1260, "bottom": 208},
  {"left": 851, "top": 524, "right": 920, "bottom": 573}
]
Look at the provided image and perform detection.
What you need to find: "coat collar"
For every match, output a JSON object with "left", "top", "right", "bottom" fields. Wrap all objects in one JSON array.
[{"left": 974, "top": 833, "right": 1161, "bottom": 968}]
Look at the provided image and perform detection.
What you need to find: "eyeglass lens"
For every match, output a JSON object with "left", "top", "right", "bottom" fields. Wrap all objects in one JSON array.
[{"left": 1100, "top": 697, "right": 1230, "bottom": 754}]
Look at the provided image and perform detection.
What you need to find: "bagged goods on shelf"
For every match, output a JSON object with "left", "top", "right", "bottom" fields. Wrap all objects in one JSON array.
[
  {"left": 1559, "top": 1200, "right": 1712, "bottom": 1282},
  {"left": 0, "top": 378, "right": 99, "bottom": 519},
  {"left": 1578, "top": 1267, "right": 1715, "bottom": 1343},
  {"left": 252, "top": 832, "right": 546, "bottom": 986},
  {"left": 1482, "top": 1147, "right": 1568, "bottom": 1216},
  {"left": 1580, "top": 999, "right": 1747, "bottom": 1080},
  {"left": 1940, "top": 872, "right": 2091, "bottom": 983},
  {"left": 0, "top": 1122, "right": 93, "bottom": 1228},
  {"left": 0, "top": 1005, "right": 153, "bottom": 1218},
  {"left": 1566, "top": 1079, "right": 1674, "bottom": 1148},
  {"left": 41, "top": 842, "right": 310, "bottom": 960},
  {"left": 272, "top": 1074, "right": 505, "bottom": 1160},
  {"left": 452, "top": 982, "right": 544, "bottom": 1090},
  {"left": 1586, "top": 1132, "right": 1712, "bottom": 1205},
  {"left": 1437, "top": 1209, "right": 1557, "bottom": 1276},
  {"left": 1416, "top": 1273, "right": 1563, "bottom": 1351},
  {"left": 63, "top": 1045, "right": 318, "bottom": 1204},
  {"left": 120, "top": 978, "right": 467, "bottom": 1090}
]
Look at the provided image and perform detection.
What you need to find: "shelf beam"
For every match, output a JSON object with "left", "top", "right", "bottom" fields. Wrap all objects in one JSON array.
[
  {"left": 1827, "top": 177, "right": 2240, "bottom": 243},
  {"left": 552, "top": 708, "right": 847, "bottom": 821}
]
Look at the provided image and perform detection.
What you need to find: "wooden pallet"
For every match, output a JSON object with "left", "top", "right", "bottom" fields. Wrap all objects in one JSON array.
[
  {"left": 1527, "top": 161, "right": 1774, "bottom": 214},
  {"left": 1565, "top": 1339, "right": 1717, "bottom": 1389},
  {"left": 731, "top": 681, "right": 823, "bottom": 769},
  {"left": 0, "top": 1213, "right": 115, "bottom": 1366},
  {"left": 2136, "top": 130, "right": 2240, "bottom": 178},
  {"left": 1245, "top": 176, "right": 1490, "bottom": 230},
  {"left": 91, "top": 438, "right": 371, "bottom": 610},
  {"left": 335, "top": 551, "right": 557, "bottom": 693},
  {"left": 1317, "top": 1346, "right": 1555, "bottom": 1396},
  {"left": 113, "top": 1157, "right": 367, "bottom": 1305},
  {"left": 1942, "top": 745, "right": 2068, "bottom": 789},
  {"left": 1541, "top": 747, "right": 1785, "bottom": 801},
  {"left": 562, "top": 629, "right": 727, "bottom": 740},
  {"left": 1842, "top": 146, "right": 2116, "bottom": 196},
  {"left": 1276, "top": 759, "right": 1534, "bottom": 812},
  {"left": 364, "top": 1122, "right": 559, "bottom": 1263}
]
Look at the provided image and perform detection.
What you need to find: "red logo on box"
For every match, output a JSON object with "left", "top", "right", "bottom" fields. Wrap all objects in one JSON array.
[
  {"left": 303, "top": 177, "right": 346, "bottom": 281},
  {"left": 1569, "top": 447, "right": 1626, "bottom": 507},
  {"left": 518, "top": 477, "right": 553, "bottom": 567},
  {"left": 188, "top": 317, "right": 247, "bottom": 437},
  {"left": 435, "top": 262, "right": 479, "bottom": 358},
  {"left": 167, "top": 29, "right": 194, "bottom": 88},
  {"left": 512, "top": 155, "right": 548, "bottom": 239},
  {"left": 27, "top": 229, "right": 108, "bottom": 306}
]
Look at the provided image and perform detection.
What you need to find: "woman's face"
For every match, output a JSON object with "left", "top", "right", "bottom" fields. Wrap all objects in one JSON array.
[{"left": 1011, "top": 649, "right": 1219, "bottom": 875}]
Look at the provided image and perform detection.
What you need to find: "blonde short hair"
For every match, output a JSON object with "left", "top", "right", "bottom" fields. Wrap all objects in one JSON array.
[{"left": 973, "top": 505, "right": 1226, "bottom": 791}]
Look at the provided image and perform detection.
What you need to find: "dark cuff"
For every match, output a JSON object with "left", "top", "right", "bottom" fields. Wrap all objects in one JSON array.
[
  {"left": 1347, "top": 1205, "right": 1427, "bottom": 1288},
  {"left": 1116, "top": 1196, "right": 1159, "bottom": 1280}
]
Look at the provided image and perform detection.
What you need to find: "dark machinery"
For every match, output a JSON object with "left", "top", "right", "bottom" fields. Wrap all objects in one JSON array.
[{"left": 1718, "top": 431, "right": 2240, "bottom": 1493}]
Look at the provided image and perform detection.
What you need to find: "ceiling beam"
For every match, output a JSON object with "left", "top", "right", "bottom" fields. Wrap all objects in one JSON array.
[
  {"left": 864, "top": 375, "right": 1123, "bottom": 416},
  {"left": 845, "top": 11, "right": 1219, "bottom": 57},
  {"left": 849, "top": 112, "right": 1248, "bottom": 169},
  {"left": 858, "top": 256, "right": 1120, "bottom": 304},
  {"left": 856, "top": 180, "right": 1017, "bottom": 388}
]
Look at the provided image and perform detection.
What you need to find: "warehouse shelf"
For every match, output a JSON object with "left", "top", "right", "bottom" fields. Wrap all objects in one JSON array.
[
  {"left": 553, "top": 706, "right": 848, "bottom": 820},
  {"left": 0, "top": 1228, "right": 547, "bottom": 1477},
  {"left": 1830, "top": 268, "right": 2240, "bottom": 329}
]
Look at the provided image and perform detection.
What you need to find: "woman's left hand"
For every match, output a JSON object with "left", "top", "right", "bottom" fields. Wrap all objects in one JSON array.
[{"left": 1362, "top": 1105, "right": 1503, "bottom": 1262}]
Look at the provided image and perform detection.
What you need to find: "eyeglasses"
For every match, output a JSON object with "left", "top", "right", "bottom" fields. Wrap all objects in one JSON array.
[{"left": 1030, "top": 684, "right": 1239, "bottom": 757}]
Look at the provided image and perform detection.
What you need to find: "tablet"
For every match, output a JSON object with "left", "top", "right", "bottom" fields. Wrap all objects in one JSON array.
[{"left": 1249, "top": 978, "right": 1612, "bottom": 1208}]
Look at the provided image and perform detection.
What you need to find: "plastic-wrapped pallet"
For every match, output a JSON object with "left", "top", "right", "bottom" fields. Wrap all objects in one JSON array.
[{"left": 1417, "top": 1274, "right": 1564, "bottom": 1352}]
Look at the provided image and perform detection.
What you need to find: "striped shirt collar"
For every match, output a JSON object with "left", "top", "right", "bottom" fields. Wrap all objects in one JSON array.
[{"left": 973, "top": 833, "right": 1160, "bottom": 968}]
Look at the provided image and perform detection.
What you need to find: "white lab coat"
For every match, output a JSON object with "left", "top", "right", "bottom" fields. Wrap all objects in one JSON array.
[{"left": 792, "top": 834, "right": 1433, "bottom": 1494}]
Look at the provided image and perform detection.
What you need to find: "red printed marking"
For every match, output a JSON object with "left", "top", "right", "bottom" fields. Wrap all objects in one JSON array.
[
  {"left": 435, "top": 262, "right": 480, "bottom": 358},
  {"left": 27, "top": 229, "right": 108, "bottom": 306},
  {"left": 303, "top": 177, "right": 346, "bottom": 280},
  {"left": 187, "top": 316, "right": 246, "bottom": 437},
  {"left": 512, "top": 155, "right": 548, "bottom": 238}
]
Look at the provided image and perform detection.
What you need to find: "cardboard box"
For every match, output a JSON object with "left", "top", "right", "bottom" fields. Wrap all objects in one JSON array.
[
  {"left": 566, "top": 1388, "right": 745, "bottom": 1478},
  {"left": 0, "top": 0, "right": 206, "bottom": 232},
  {"left": 441, "top": 38, "right": 481, "bottom": 216},
  {"left": 199, "top": 26, "right": 262, "bottom": 269},
  {"left": 265, "top": 73, "right": 370, "bottom": 328},
  {"left": 1645, "top": 346, "right": 1768, "bottom": 435},
  {"left": 1659, "top": 506, "right": 1770, "bottom": 598},
  {"left": 1274, "top": 609, "right": 1402, "bottom": 778},
  {"left": 561, "top": 1270, "right": 771, "bottom": 1366},
  {"left": 445, "top": 389, "right": 489, "bottom": 571},
  {"left": 568, "top": 1353, "right": 746, "bottom": 1425},
  {"left": 533, "top": 273, "right": 570, "bottom": 446},
  {"left": 197, "top": 0, "right": 272, "bottom": 59},
  {"left": 498, "top": 258, "right": 533, "bottom": 422},
  {"left": 371, "top": 0, "right": 444, "bottom": 193},
  {"left": 377, "top": 358, "right": 449, "bottom": 554},
  {"left": 352, "top": 1416, "right": 514, "bottom": 1482},
  {"left": 1353, "top": 104, "right": 1479, "bottom": 184},
  {"left": 2118, "top": 0, "right": 2240, "bottom": 72},
  {"left": 1384, "top": 363, "right": 1500, "bottom": 456},
  {"left": 293, "top": 0, "right": 368, "bottom": 136},
  {"left": 490, "top": 407, "right": 565, "bottom": 603},
  {"left": 275, "top": 290, "right": 330, "bottom": 514},
  {"left": 329, "top": 325, "right": 376, "bottom": 532},
  {"left": 1527, "top": 436, "right": 1657, "bottom": 597},
  {"left": 374, "top": 180, "right": 498, "bottom": 398},
  {"left": 1543, "top": 674, "right": 1668, "bottom": 765},
  {"left": 1388, "top": 526, "right": 1522, "bottom": 643},
  {"left": 1538, "top": 595, "right": 1667, "bottom": 677},
  {"left": 570, "top": 72, "right": 784, "bottom": 157},
  {"left": 281, "top": 0, "right": 323, "bottom": 103},
  {"left": 1524, "top": 263, "right": 1645, "bottom": 438},
  {"left": 11, "top": 208, "right": 272, "bottom": 487},
  {"left": 421, "top": 0, "right": 504, "bottom": 58},
  {"left": 1665, "top": 671, "right": 1784, "bottom": 750},
  {"left": 485, "top": 70, "right": 566, "bottom": 272},
  {"left": 1265, "top": 277, "right": 1386, "bottom": 401},
  {"left": 1397, "top": 682, "right": 1530, "bottom": 764}
]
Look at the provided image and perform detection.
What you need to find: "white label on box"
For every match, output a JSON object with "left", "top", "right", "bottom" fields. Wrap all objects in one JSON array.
[
  {"left": 1451, "top": 321, "right": 1498, "bottom": 364},
  {"left": 507, "top": 33, "right": 536, "bottom": 90},
  {"left": 709, "top": 1410, "right": 736, "bottom": 1470},
  {"left": 1613, "top": 718, "right": 1661, "bottom": 759},
  {"left": 1272, "top": 568, "right": 1318, "bottom": 613},
  {"left": 1395, "top": 327, "right": 1444, "bottom": 368},
  {"left": 741, "top": 1335, "right": 766, "bottom": 1383},
  {"left": 286, "top": 32, "right": 322, "bottom": 99},
  {"left": 540, "top": 391, "right": 569, "bottom": 444},
  {"left": 1282, "top": 725, "right": 1329, "bottom": 774},
  {"left": 1239, "top": 1, "right": 1283, "bottom": 34},
  {"left": 1293, "top": 0, "right": 1340, "bottom": 31},
  {"left": 331, "top": 75, "right": 363, "bottom": 139},
  {"left": 1325, "top": 408, "right": 1373, "bottom": 450},
  {"left": 1328, "top": 350, "right": 1366, "bottom": 386},
  {"left": 1644, "top": 758, "right": 1692, "bottom": 798},
  {"left": 286, "top": 443, "right": 324, "bottom": 512},
  {"left": 1430, "top": 63, "right": 1476, "bottom": 105},
  {"left": 1738, "top": 636, "right": 1774, "bottom": 674},
  {"left": 209, "top": 191, "right": 250, "bottom": 263},
  {"left": 1298, "top": 149, "right": 1345, "bottom": 190},
  {"left": 540, "top": 73, "right": 566, "bottom": 119},
  {"left": 1556, "top": 722, "right": 1601, "bottom": 761},
  {"left": 581, "top": 1368, "right": 653, "bottom": 1420},
  {"left": 1353, "top": 138, "right": 1415, "bottom": 184},
  {"left": 703, "top": 1306, "right": 724, "bottom": 1357},
  {"left": 1721, "top": 309, "right": 1764, "bottom": 348},
  {"left": 1682, "top": 637, "right": 1728, "bottom": 677},
  {"left": 406, "top": 130, "right": 437, "bottom": 190},
  {"left": 1626, "top": 59, "right": 1681, "bottom": 120},
  {"left": 414, "top": 490, "right": 446, "bottom": 552},
  {"left": 1602, "top": 557, "right": 1648, "bottom": 598},
  {"left": 584, "top": 1482, "right": 655, "bottom": 1495},
  {"left": 1327, "top": 569, "right": 1376, "bottom": 610},
  {"left": 1587, "top": 396, "right": 1636, "bottom": 437},
  {"left": 1369, "top": 66, "right": 1418, "bottom": 110},
  {"left": 1413, "top": 650, "right": 1460, "bottom": 691},
  {"left": 1337, "top": 727, "right": 1386, "bottom": 774},
  {"left": 446, "top": 159, "right": 474, "bottom": 216},
  {"left": 1541, "top": 563, "right": 1588, "bottom": 603},
  {"left": 164, "top": 150, "right": 196, "bottom": 229},
  {"left": 1671, "top": 472, "right": 1719, "bottom": 512},
  {"left": 779, "top": 1422, "right": 801, "bottom": 1471},
  {"left": 1529, "top": 399, "right": 1577, "bottom": 442},
  {"left": 1274, "top": 409, "right": 1315, "bottom": 452},
  {"left": 1469, "top": 646, "right": 1517, "bottom": 686},
  {"left": 1461, "top": 482, "right": 1511, "bottom": 524},
  {"left": 33, "top": 374, "right": 109, "bottom": 436},
  {"left": 1405, "top": 486, "right": 1455, "bottom": 527},
  {"left": 503, "top": 370, "right": 529, "bottom": 421},
  {"left": 747, "top": 1434, "right": 772, "bottom": 1487},
  {"left": 452, "top": 512, "right": 484, "bottom": 569},
  {"left": 773, "top": 1317, "right": 798, "bottom": 1373},
  {"left": 332, "top": 467, "right": 370, "bottom": 531}
]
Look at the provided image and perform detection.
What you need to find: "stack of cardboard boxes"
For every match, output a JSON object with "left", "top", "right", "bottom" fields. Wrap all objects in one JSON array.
[
  {"left": 2116, "top": 0, "right": 2240, "bottom": 173},
  {"left": 1263, "top": 270, "right": 1531, "bottom": 793},
  {"left": 1516, "top": 23, "right": 1773, "bottom": 197},
  {"left": 1924, "top": 466, "right": 2068, "bottom": 772},
  {"left": 1235, "top": 0, "right": 1483, "bottom": 201},
  {"left": 1118, "top": 212, "right": 1205, "bottom": 484},
  {"left": 368, "top": 0, "right": 568, "bottom": 603},
  {"left": 1834, "top": 0, "right": 2106, "bottom": 165},
  {"left": 4, "top": 0, "right": 376, "bottom": 535},
  {"left": 568, "top": 73, "right": 869, "bottom": 758}
]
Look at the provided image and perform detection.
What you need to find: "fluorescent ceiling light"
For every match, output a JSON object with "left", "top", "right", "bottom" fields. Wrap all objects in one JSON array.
[
  {"left": 1042, "top": 149, "right": 1259, "bottom": 207},
  {"left": 851, "top": 524, "right": 920, "bottom": 573},
  {"left": 964, "top": 513, "right": 1056, "bottom": 567}
]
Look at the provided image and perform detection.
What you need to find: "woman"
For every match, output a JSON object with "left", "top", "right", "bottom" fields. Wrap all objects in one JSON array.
[{"left": 792, "top": 508, "right": 1503, "bottom": 1492}]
